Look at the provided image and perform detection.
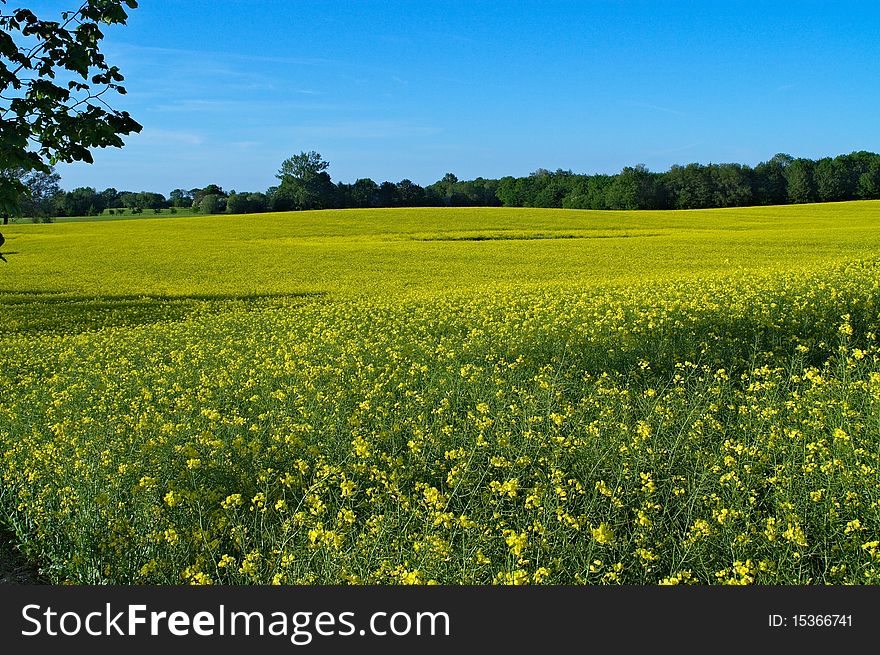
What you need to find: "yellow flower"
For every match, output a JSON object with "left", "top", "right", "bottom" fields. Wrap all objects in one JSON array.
[
  {"left": 504, "top": 530, "right": 528, "bottom": 557},
  {"left": 164, "top": 490, "right": 182, "bottom": 507},
  {"left": 591, "top": 523, "right": 615, "bottom": 546}
]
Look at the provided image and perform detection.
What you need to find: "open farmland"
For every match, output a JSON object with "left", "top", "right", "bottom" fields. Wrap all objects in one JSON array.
[{"left": 1, "top": 202, "right": 880, "bottom": 584}]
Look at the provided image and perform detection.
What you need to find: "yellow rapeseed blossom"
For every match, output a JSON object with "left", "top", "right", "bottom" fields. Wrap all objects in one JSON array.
[
  {"left": 591, "top": 523, "right": 615, "bottom": 546},
  {"left": 3, "top": 206, "right": 880, "bottom": 585}
]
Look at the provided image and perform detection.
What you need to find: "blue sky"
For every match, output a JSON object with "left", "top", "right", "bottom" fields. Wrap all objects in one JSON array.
[{"left": 45, "top": 0, "right": 880, "bottom": 194}]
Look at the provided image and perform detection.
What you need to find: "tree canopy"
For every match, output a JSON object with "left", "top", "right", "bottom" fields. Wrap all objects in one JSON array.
[
  {"left": 0, "top": 0, "right": 141, "bottom": 218},
  {"left": 276, "top": 151, "right": 336, "bottom": 210}
]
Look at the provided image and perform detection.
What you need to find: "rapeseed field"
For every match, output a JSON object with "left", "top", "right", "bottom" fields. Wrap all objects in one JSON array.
[{"left": 1, "top": 203, "right": 879, "bottom": 584}]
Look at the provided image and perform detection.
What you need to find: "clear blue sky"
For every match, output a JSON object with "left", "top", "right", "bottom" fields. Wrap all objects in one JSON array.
[{"left": 45, "top": 0, "right": 880, "bottom": 194}]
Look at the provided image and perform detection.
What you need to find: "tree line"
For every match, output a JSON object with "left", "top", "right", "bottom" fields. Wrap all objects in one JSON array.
[
  {"left": 497, "top": 151, "right": 880, "bottom": 210},
  {"left": 7, "top": 150, "right": 880, "bottom": 221}
]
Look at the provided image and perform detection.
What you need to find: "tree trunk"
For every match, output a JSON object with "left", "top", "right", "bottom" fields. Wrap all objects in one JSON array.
[{"left": 2, "top": 213, "right": 7, "bottom": 225}]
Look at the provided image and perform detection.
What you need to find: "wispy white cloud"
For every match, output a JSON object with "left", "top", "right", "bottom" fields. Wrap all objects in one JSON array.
[
  {"left": 644, "top": 141, "right": 704, "bottom": 156},
  {"left": 624, "top": 101, "right": 687, "bottom": 117},
  {"left": 133, "top": 128, "right": 205, "bottom": 146},
  {"left": 147, "top": 99, "right": 354, "bottom": 113},
  {"left": 285, "top": 121, "right": 441, "bottom": 140},
  {"left": 109, "top": 43, "right": 340, "bottom": 68}
]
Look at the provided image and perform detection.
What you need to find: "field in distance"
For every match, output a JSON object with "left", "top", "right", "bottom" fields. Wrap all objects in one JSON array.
[
  {"left": 2, "top": 201, "right": 880, "bottom": 299},
  {"left": 1, "top": 202, "right": 880, "bottom": 585}
]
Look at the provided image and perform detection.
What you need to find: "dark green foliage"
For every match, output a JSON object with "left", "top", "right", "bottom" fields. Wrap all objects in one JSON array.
[
  {"left": 395, "top": 179, "right": 426, "bottom": 206},
  {"left": 226, "top": 192, "right": 268, "bottom": 214},
  {"left": 0, "top": 166, "right": 60, "bottom": 220},
  {"left": 115, "top": 191, "right": 166, "bottom": 212},
  {"left": 858, "top": 160, "right": 880, "bottom": 199},
  {"left": 0, "top": 1, "right": 141, "bottom": 216},
  {"left": 199, "top": 194, "right": 224, "bottom": 214},
  {"left": 59, "top": 186, "right": 102, "bottom": 216},
  {"left": 497, "top": 151, "right": 880, "bottom": 211},
  {"left": 345, "top": 178, "right": 380, "bottom": 208},
  {"left": 752, "top": 154, "right": 791, "bottom": 206},
  {"left": 785, "top": 159, "right": 818, "bottom": 204},
  {"left": 169, "top": 189, "right": 193, "bottom": 208},
  {"left": 605, "top": 165, "right": 664, "bottom": 210},
  {"left": 276, "top": 151, "right": 338, "bottom": 210},
  {"left": 189, "top": 185, "right": 225, "bottom": 209}
]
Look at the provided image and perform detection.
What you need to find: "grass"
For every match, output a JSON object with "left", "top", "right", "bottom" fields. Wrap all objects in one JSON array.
[{"left": 1, "top": 201, "right": 879, "bottom": 584}]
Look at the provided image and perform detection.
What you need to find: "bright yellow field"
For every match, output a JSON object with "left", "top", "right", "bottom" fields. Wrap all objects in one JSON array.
[
  {"left": 1, "top": 202, "right": 880, "bottom": 584},
  {"left": 2, "top": 201, "right": 880, "bottom": 298}
]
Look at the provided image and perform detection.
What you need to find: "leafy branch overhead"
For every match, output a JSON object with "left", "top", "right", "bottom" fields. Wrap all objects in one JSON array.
[{"left": 0, "top": 0, "right": 142, "bottom": 216}]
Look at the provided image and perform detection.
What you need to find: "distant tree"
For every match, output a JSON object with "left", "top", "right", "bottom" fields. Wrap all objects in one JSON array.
[
  {"left": 246, "top": 192, "right": 268, "bottom": 213},
  {"left": 814, "top": 157, "right": 848, "bottom": 202},
  {"left": 587, "top": 175, "right": 614, "bottom": 209},
  {"left": 711, "top": 163, "right": 753, "bottom": 207},
  {"left": 833, "top": 153, "right": 868, "bottom": 200},
  {"left": 191, "top": 184, "right": 226, "bottom": 208},
  {"left": 116, "top": 191, "right": 165, "bottom": 211},
  {"left": 99, "top": 187, "right": 121, "bottom": 209},
  {"left": 199, "top": 194, "right": 224, "bottom": 214},
  {"left": 460, "top": 177, "right": 501, "bottom": 206},
  {"left": 396, "top": 179, "right": 425, "bottom": 206},
  {"left": 605, "top": 164, "right": 661, "bottom": 210},
  {"left": 276, "top": 151, "right": 337, "bottom": 210},
  {"left": 350, "top": 178, "right": 379, "bottom": 208},
  {"left": 665, "top": 163, "right": 713, "bottom": 209},
  {"left": 495, "top": 176, "right": 519, "bottom": 207},
  {"left": 0, "top": 0, "right": 142, "bottom": 221},
  {"left": 453, "top": 179, "right": 479, "bottom": 206},
  {"left": 562, "top": 175, "right": 613, "bottom": 209},
  {"left": 269, "top": 186, "right": 295, "bottom": 212},
  {"left": 529, "top": 171, "right": 573, "bottom": 208},
  {"left": 31, "top": 170, "right": 63, "bottom": 217},
  {"left": 226, "top": 192, "right": 248, "bottom": 214},
  {"left": 858, "top": 159, "right": 880, "bottom": 199},
  {"left": 169, "top": 188, "right": 193, "bottom": 207},
  {"left": 119, "top": 191, "right": 140, "bottom": 210},
  {"left": 753, "top": 153, "right": 792, "bottom": 206},
  {"left": 376, "top": 181, "right": 398, "bottom": 207},
  {"left": 840, "top": 151, "right": 876, "bottom": 199},
  {"left": 138, "top": 192, "right": 167, "bottom": 210},
  {"left": 431, "top": 173, "right": 459, "bottom": 206},
  {"left": 441, "top": 172, "right": 459, "bottom": 188},
  {"left": 479, "top": 178, "right": 502, "bottom": 206},
  {"left": 3, "top": 167, "right": 63, "bottom": 219},
  {"left": 785, "top": 158, "right": 817, "bottom": 204},
  {"left": 59, "top": 187, "right": 103, "bottom": 216},
  {"left": 202, "top": 184, "right": 225, "bottom": 196},
  {"left": 278, "top": 151, "right": 329, "bottom": 179}
]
